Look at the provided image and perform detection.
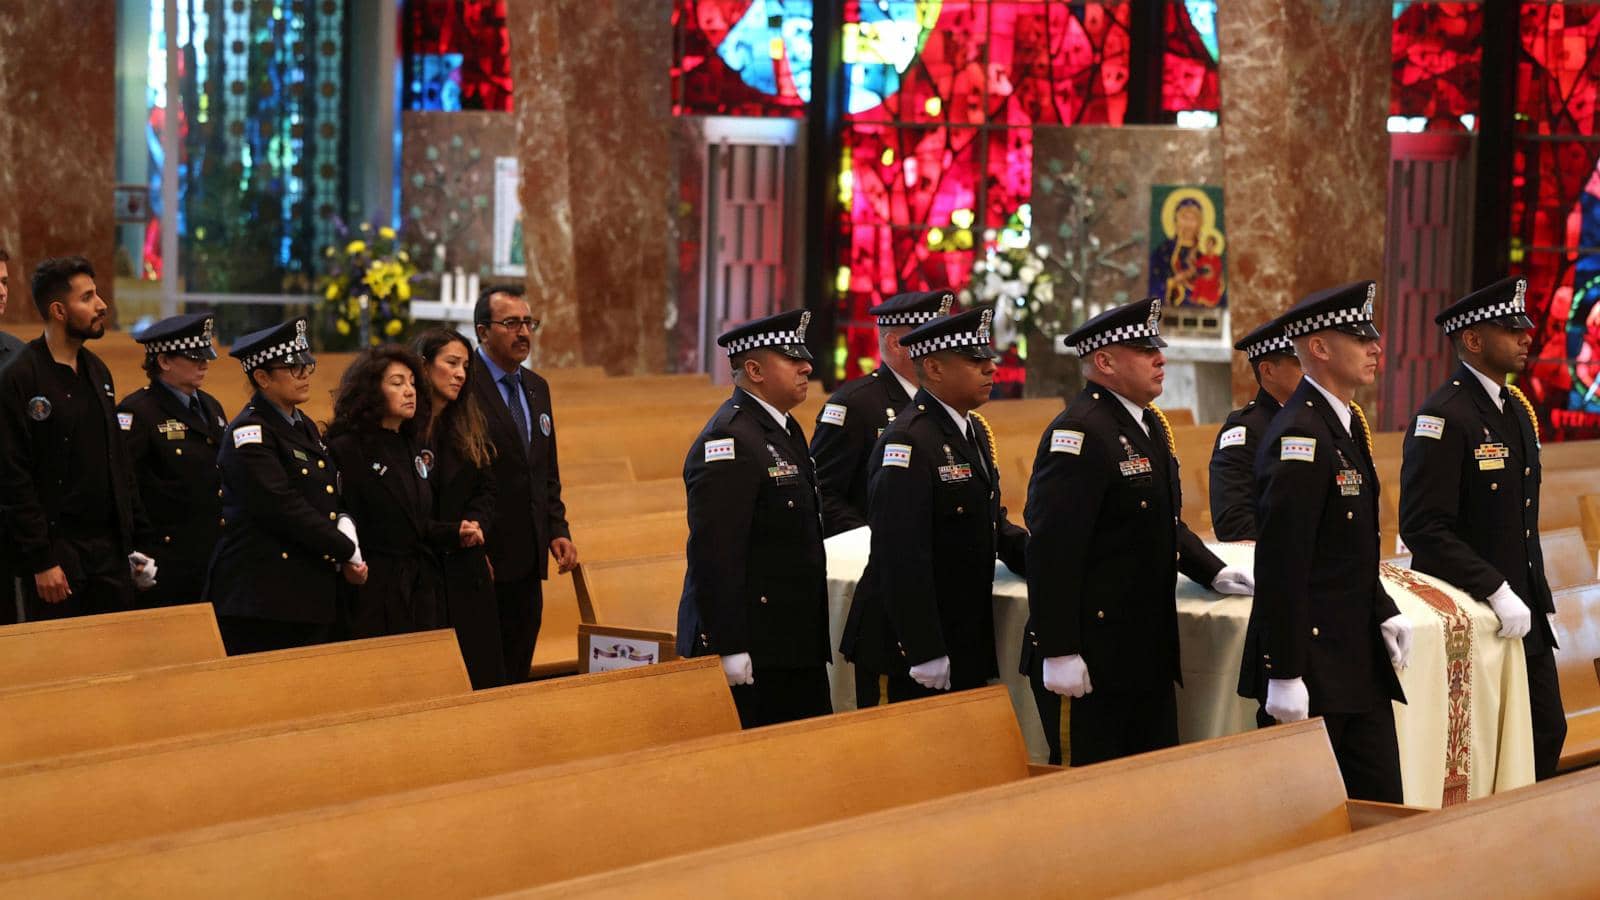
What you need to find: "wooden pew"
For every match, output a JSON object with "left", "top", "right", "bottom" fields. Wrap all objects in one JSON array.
[
  {"left": 562, "top": 478, "right": 684, "bottom": 524},
  {"left": 0, "top": 604, "right": 223, "bottom": 690},
  {"left": 0, "top": 687, "right": 1031, "bottom": 896},
  {"left": 0, "top": 631, "right": 469, "bottom": 768},
  {"left": 517, "top": 720, "right": 1424, "bottom": 900},
  {"left": 0, "top": 658, "right": 736, "bottom": 864},
  {"left": 574, "top": 553, "right": 684, "bottom": 634},
  {"left": 1581, "top": 493, "right": 1600, "bottom": 556},
  {"left": 1544, "top": 526, "right": 1599, "bottom": 592},
  {"left": 559, "top": 455, "right": 636, "bottom": 486},
  {"left": 1553, "top": 580, "right": 1600, "bottom": 771}
]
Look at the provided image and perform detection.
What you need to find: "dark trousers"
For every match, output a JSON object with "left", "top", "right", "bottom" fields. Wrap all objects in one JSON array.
[
  {"left": 21, "top": 533, "right": 135, "bottom": 622},
  {"left": 218, "top": 615, "right": 334, "bottom": 655},
  {"left": 730, "top": 664, "right": 832, "bottom": 728},
  {"left": 1258, "top": 702, "right": 1402, "bottom": 803},
  {"left": 1527, "top": 648, "right": 1567, "bottom": 781},
  {"left": 1029, "top": 673, "right": 1179, "bottom": 767},
  {"left": 0, "top": 561, "right": 16, "bottom": 626},
  {"left": 495, "top": 576, "right": 543, "bottom": 684}
]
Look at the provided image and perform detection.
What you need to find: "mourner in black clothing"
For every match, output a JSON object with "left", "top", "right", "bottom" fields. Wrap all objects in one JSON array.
[
  {"left": 414, "top": 328, "right": 506, "bottom": 689},
  {"left": 1239, "top": 281, "right": 1412, "bottom": 803},
  {"left": 678, "top": 309, "right": 831, "bottom": 728},
  {"left": 119, "top": 313, "right": 228, "bottom": 609},
  {"left": 0, "top": 256, "right": 149, "bottom": 622},
  {"left": 1023, "top": 297, "right": 1248, "bottom": 766},
  {"left": 1400, "top": 276, "right": 1566, "bottom": 780},
  {"left": 207, "top": 318, "right": 367, "bottom": 654},
  {"left": 328, "top": 346, "right": 469, "bottom": 640},
  {"left": 1208, "top": 314, "right": 1301, "bottom": 541},
  {"left": 810, "top": 289, "right": 952, "bottom": 536}
]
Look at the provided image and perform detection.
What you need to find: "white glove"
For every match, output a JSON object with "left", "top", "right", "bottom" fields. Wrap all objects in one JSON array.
[
  {"left": 1380, "top": 614, "right": 1414, "bottom": 670},
  {"left": 1264, "top": 677, "right": 1310, "bottom": 723},
  {"left": 908, "top": 655, "right": 952, "bottom": 691},
  {"left": 1041, "top": 654, "right": 1092, "bottom": 698},
  {"left": 1211, "top": 565, "right": 1255, "bottom": 597},
  {"left": 1486, "top": 581, "right": 1532, "bottom": 640},
  {"left": 128, "top": 552, "right": 158, "bottom": 590},
  {"left": 336, "top": 514, "right": 363, "bottom": 566},
  {"left": 720, "top": 652, "right": 754, "bottom": 686}
]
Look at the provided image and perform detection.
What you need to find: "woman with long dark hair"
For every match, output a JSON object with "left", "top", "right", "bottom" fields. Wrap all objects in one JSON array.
[
  {"left": 412, "top": 328, "right": 505, "bottom": 688},
  {"left": 326, "top": 345, "right": 471, "bottom": 638}
]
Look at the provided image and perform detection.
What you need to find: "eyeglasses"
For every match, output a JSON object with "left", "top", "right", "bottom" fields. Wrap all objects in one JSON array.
[
  {"left": 487, "top": 317, "right": 541, "bottom": 333},
  {"left": 267, "top": 363, "right": 317, "bottom": 378}
]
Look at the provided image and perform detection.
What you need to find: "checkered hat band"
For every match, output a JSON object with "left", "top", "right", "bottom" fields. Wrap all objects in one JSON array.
[
  {"left": 1073, "top": 321, "right": 1159, "bottom": 355},
  {"left": 723, "top": 330, "right": 803, "bottom": 356},
  {"left": 1245, "top": 334, "right": 1293, "bottom": 359},
  {"left": 907, "top": 328, "right": 988, "bottom": 358},
  {"left": 146, "top": 334, "right": 212, "bottom": 355},
  {"left": 241, "top": 335, "right": 312, "bottom": 370},
  {"left": 874, "top": 311, "right": 941, "bottom": 327},
  {"left": 1442, "top": 298, "right": 1528, "bottom": 334},
  {"left": 1282, "top": 306, "right": 1372, "bottom": 338}
]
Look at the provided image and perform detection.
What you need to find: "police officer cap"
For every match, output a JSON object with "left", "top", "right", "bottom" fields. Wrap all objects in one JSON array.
[
  {"left": 1234, "top": 315, "right": 1294, "bottom": 362},
  {"left": 1435, "top": 276, "right": 1534, "bottom": 334},
  {"left": 136, "top": 312, "right": 217, "bottom": 361},
  {"left": 1066, "top": 296, "right": 1167, "bottom": 356},
  {"left": 228, "top": 317, "right": 315, "bottom": 372},
  {"left": 1279, "top": 280, "right": 1381, "bottom": 341},
  {"left": 869, "top": 290, "right": 954, "bottom": 328},
  {"left": 902, "top": 306, "right": 1000, "bottom": 360},
  {"left": 717, "top": 309, "right": 814, "bottom": 361}
]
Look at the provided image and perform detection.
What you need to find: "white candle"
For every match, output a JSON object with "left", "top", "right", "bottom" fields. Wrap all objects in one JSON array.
[
  {"left": 440, "top": 273, "right": 454, "bottom": 305},
  {"left": 466, "top": 273, "right": 480, "bottom": 307}
]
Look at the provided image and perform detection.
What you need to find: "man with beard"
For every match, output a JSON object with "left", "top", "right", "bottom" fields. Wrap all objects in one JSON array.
[
  {"left": 0, "top": 256, "right": 151, "bottom": 620},
  {"left": 0, "top": 248, "right": 25, "bottom": 624}
]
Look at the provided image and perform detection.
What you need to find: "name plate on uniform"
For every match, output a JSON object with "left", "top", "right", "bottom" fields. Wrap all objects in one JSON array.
[
  {"left": 578, "top": 624, "right": 677, "bottom": 675},
  {"left": 768, "top": 462, "right": 800, "bottom": 485},
  {"left": 1474, "top": 443, "right": 1508, "bottom": 470},
  {"left": 938, "top": 463, "right": 973, "bottom": 483},
  {"left": 1118, "top": 457, "right": 1152, "bottom": 477}
]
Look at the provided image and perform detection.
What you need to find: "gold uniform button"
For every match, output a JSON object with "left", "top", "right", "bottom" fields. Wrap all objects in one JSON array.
[
  {"left": 301, "top": 468, "right": 309, "bottom": 475},
  {"left": 759, "top": 595, "right": 768, "bottom": 604},
  {"left": 217, "top": 489, "right": 224, "bottom": 498},
  {"left": 1524, "top": 467, "right": 1532, "bottom": 476},
  {"left": 1346, "top": 511, "right": 1354, "bottom": 520},
  {"left": 1139, "top": 500, "right": 1148, "bottom": 509},
  {"left": 1525, "top": 499, "right": 1531, "bottom": 508},
  {"left": 1096, "top": 610, "right": 1105, "bottom": 620},
  {"left": 163, "top": 535, "right": 172, "bottom": 544},
  {"left": 786, "top": 500, "right": 795, "bottom": 509},
  {"left": 1311, "top": 627, "right": 1320, "bottom": 637},
  {"left": 317, "top": 460, "right": 326, "bottom": 469},
  {"left": 219, "top": 518, "right": 226, "bottom": 526},
  {"left": 325, "top": 485, "right": 334, "bottom": 494},
  {"left": 329, "top": 512, "right": 338, "bottom": 520},
  {"left": 1175, "top": 552, "right": 1180, "bottom": 561},
  {"left": 1525, "top": 529, "right": 1531, "bottom": 538},
  {"left": 956, "top": 506, "right": 965, "bottom": 514},
  {"left": 1490, "top": 483, "right": 1498, "bottom": 491},
  {"left": 280, "top": 552, "right": 289, "bottom": 559}
]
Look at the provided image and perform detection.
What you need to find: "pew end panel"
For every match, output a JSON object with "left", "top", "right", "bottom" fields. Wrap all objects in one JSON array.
[{"left": 0, "top": 604, "right": 224, "bottom": 690}]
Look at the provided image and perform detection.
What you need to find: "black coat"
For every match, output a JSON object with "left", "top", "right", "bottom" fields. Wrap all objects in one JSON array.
[
  {"left": 206, "top": 394, "right": 355, "bottom": 625},
  {"left": 431, "top": 435, "right": 505, "bottom": 688},
  {"left": 676, "top": 387, "right": 829, "bottom": 668},
  {"left": 118, "top": 383, "right": 228, "bottom": 607},
  {"left": 466, "top": 354, "right": 570, "bottom": 583},
  {"left": 1207, "top": 389, "right": 1280, "bottom": 542},
  {"left": 1021, "top": 383, "right": 1224, "bottom": 692},
  {"left": 327, "top": 428, "right": 454, "bottom": 638},
  {"left": 1237, "top": 379, "right": 1405, "bottom": 712},
  {"left": 1399, "top": 363, "right": 1556, "bottom": 654},
  {"left": 0, "top": 338, "right": 142, "bottom": 575},
  {"left": 809, "top": 368, "right": 914, "bottom": 536},
  {"left": 841, "top": 389, "right": 1027, "bottom": 686}
]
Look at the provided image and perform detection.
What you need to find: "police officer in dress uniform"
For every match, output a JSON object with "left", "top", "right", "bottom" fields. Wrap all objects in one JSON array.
[
  {"left": 1238, "top": 281, "right": 1414, "bottom": 804},
  {"left": 841, "top": 306, "right": 1028, "bottom": 707},
  {"left": 1023, "top": 298, "right": 1252, "bottom": 766},
  {"left": 1399, "top": 276, "right": 1566, "bottom": 780},
  {"left": 1209, "top": 315, "right": 1302, "bottom": 541},
  {"left": 677, "top": 309, "right": 831, "bottom": 728},
  {"left": 810, "top": 290, "right": 952, "bottom": 536},
  {"left": 207, "top": 318, "right": 367, "bottom": 654},
  {"left": 119, "top": 313, "right": 227, "bottom": 608}
]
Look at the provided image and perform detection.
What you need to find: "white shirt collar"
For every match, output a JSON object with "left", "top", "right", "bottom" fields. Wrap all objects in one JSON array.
[
  {"left": 886, "top": 366, "right": 918, "bottom": 400},
  {"left": 1461, "top": 361, "right": 1505, "bottom": 412},
  {"left": 1104, "top": 387, "right": 1150, "bottom": 437},
  {"left": 743, "top": 389, "right": 790, "bottom": 430},
  {"left": 929, "top": 393, "right": 969, "bottom": 438},
  {"left": 1304, "top": 375, "right": 1352, "bottom": 435}
]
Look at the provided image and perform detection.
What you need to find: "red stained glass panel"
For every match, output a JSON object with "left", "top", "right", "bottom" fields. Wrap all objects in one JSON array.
[
  {"left": 403, "top": 0, "right": 513, "bottom": 112},
  {"left": 1391, "top": 2, "right": 1482, "bottom": 126},
  {"left": 1163, "top": 1, "right": 1219, "bottom": 113}
]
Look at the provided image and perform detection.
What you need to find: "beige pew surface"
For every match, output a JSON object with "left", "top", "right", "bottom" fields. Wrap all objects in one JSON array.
[
  {"left": 1553, "top": 580, "right": 1600, "bottom": 771},
  {"left": 574, "top": 553, "right": 684, "bottom": 633},
  {"left": 0, "top": 658, "right": 736, "bottom": 864},
  {"left": 0, "top": 631, "right": 468, "bottom": 768},
  {"left": 0, "top": 604, "right": 223, "bottom": 689}
]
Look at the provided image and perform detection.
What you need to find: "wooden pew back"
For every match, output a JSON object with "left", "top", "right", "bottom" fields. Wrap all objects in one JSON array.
[
  {"left": 1554, "top": 582, "right": 1600, "bottom": 715},
  {"left": 562, "top": 478, "right": 683, "bottom": 524},
  {"left": 0, "top": 604, "right": 223, "bottom": 690},
  {"left": 0, "top": 631, "right": 469, "bottom": 767},
  {"left": 570, "top": 511, "right": 688, "bottom": 562},
  {"left": 574, "top": 553, "right": 685, "bottom": 633},
  {"left": 0, "top": 659, "right": 736, "bottom": 865},
  {"left": 0, "top": 687, "right": 1030, "bottom": 896},
  {"left": 559, "top": 455, "right": 635, "bottom": 487},
  {"left": 1544, "top": 527, "right": 1599, "bottom": 592}
]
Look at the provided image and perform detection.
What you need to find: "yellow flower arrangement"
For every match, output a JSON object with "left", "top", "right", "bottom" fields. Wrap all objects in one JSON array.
[{"left": 316, "top": 221, "right": 416, "bottom": 351}]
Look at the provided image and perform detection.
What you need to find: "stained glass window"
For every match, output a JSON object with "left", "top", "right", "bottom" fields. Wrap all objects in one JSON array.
[
  {"left": 1163, "top": 1, "right": 1219, "bottom": 115},
  {"left": 403, "top": 0, "right": 514, "bottom": 112},
  {"left": 1390, "top": 2, "right": 1482, "bottom": 132},
  {"left": 672, "top": 0, "right": 813, "bottom": 117}
]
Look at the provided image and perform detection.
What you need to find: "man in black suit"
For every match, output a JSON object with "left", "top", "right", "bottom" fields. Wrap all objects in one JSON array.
[
  {"left": 677, "top": 309, "right": 830, "bottom": 728},
  {"left": 1239, "top": 280, "right": 1412, "bottom": 803},
  {"left": 468, "top": 285, "right": 576, "bottom": 683},
  {"left": 841, "top": 306, "right": 1027, "bottom": 707},
  {"left": 1023, "top": 297, "right": 1249, "bottom": 766},
  {"left": 1209, "top": 314, "right": 1301, "bottom": 540},
  {"left": 810, "top": 289, "right": 951, "bottom": 536},
  {"left": 0, "top": 247, "right": 26, "bottom": 624},
  {"left": 1400, "top": 276, "right": 1565, "bottom": 780}
]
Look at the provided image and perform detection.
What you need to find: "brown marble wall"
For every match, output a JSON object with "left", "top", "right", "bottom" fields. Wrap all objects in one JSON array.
[
  {"left": 1217, "top": 0, "right": 1391, "bottom": 406},
  {"left": 0, "top": 0, "right": 118, "bottom": 325}
]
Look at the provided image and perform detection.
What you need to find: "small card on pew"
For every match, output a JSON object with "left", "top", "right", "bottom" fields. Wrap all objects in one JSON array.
[{"left": 578, "top": 624, "right": 678, "bottom": 675}]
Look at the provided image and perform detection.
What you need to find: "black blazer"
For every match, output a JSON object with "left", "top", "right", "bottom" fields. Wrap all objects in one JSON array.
[
  {"left": 676, "top": 388, "right": 829, "bottom": 668},
  {"left": 1237, "top": 379, "right": 1405, "bottom": 712},
  {"left": 1208, "top": 389, "right": 1281, "bottom": 542},
  {"left": 431, "top": 435, "right": 505, "bottom": 688},
  {"left": 841, "top": 389, "right": 1027, "bottom": 687},
  {"left": 467, "top": 354, "right": 570, "bottom": 583},
  {"left": 1021, "top": 382, "right": 1223, "bottom": 693},
  {"left": 808, "top": 368, "right": 914, "bottom": 536},
  {"left": 1399, "top": 363, "right": 1555, "bottom": 654},
  {"left": 206, "top": 393, "right": 355, "bottom": 625}
]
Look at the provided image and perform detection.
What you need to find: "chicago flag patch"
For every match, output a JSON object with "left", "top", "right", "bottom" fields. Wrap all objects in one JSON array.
[
  {"left": 1413, "top": 415, "right": 1445, "bottom": 440},
  {"left": 820, "top": 403, "right": 848, "bottom": 426},
  {"left": 882, "top": 443, "right": 913, "bottom": 468},
  {"left": 1218, "top": 425, "right": 1247, "bottom": 449},
  {"left": 1280, "top": 436, "right": 1317, "bottom": 463},
  {"left": 704, "top": 438, "right": 735, "bottom": 463},
  {"left": 233, "top": 425, "right": 263, "bottom": 447},
  {"left": 1050, "top": 429, "right": 1084, "bottom": 455}
]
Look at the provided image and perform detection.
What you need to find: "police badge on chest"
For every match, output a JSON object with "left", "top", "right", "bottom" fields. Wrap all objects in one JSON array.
[
  {"left": 1117, "top": 434, "right": 1153, "bottom": 484},
  {"left": 765, "top": 443, "right": 799, "bottom": 486},
  {"left": 1474, "top": 431, "right": 1509, "bottom": 471},
  {"left": 938, "top": 444, "right": 972, "bottom": 483}
]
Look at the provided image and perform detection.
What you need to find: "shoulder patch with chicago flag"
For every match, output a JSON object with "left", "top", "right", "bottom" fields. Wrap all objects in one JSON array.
[
  {"left": 117, "top": 412, "right": 133, "bottom": 431},
  {"left": 1218, "top": 425, "right": 1247, "bottom": 449},
  {"left": 819, "top": 403, "right": 848, "bottom": 426},
  {"left": 704, "top": 437, "right": 735, "bottom": 463},
  {"left": 1413, "top": 415, "right": 1445, "bottom": 440},
  {"left": 1050, "top": 429, "right": 1084, "bottom": 455},
  {"left": 233, "top": 424, "right": 263, "bottom": 448},
  {"left": 882, "top": 443, "right": 913, "bottom": 468},
  {"left": 1280, "top": 436, "right": 1317, "bottom": 462}
]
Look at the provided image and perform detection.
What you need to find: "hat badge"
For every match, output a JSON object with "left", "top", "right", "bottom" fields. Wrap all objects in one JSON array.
[
  {"left": 1146, "top": 298, "right": 1162, "bottom": 333},
  {"left": 1363, "top": 283, "right": 1376, "bottom": 320},
  {"left": 937, "top": 292, "right": 954, "bottom": 316},
  {"left": 795, "top": 310, "right": 811, "bottom": 343},
  {"left": 201, "top": 317, "right": 215, "bottom": 344},
  {"left": 977, "top": 308, "right": 993, "bottom": 343},
  {"left": 1512, "top": 278, "right": 1527, "bottom": 310},
  {"left": 295, "top": 319, "right": 309, "bottom": 341}
]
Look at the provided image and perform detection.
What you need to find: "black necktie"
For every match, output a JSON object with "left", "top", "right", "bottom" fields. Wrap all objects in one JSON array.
[
  {"left": 501, "top": 372, "right": 530, "bottom": 452},
  {"left": 965, "top": 418, "right": 989, "bottom": 477},
  {"left": 189, "top": 395, "right": 204, "bottom": 421},
  {"left": 1141, "top": 409, "right": 1161, "bottom": 450}
]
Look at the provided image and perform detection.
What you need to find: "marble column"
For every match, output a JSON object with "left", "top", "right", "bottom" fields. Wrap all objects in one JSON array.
[
  {"left": 1217, "top": 0, "right": 1391, "bottom": 407},
  {"left": 0, "top": 0, "right": 119, "bottom": 325}
]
